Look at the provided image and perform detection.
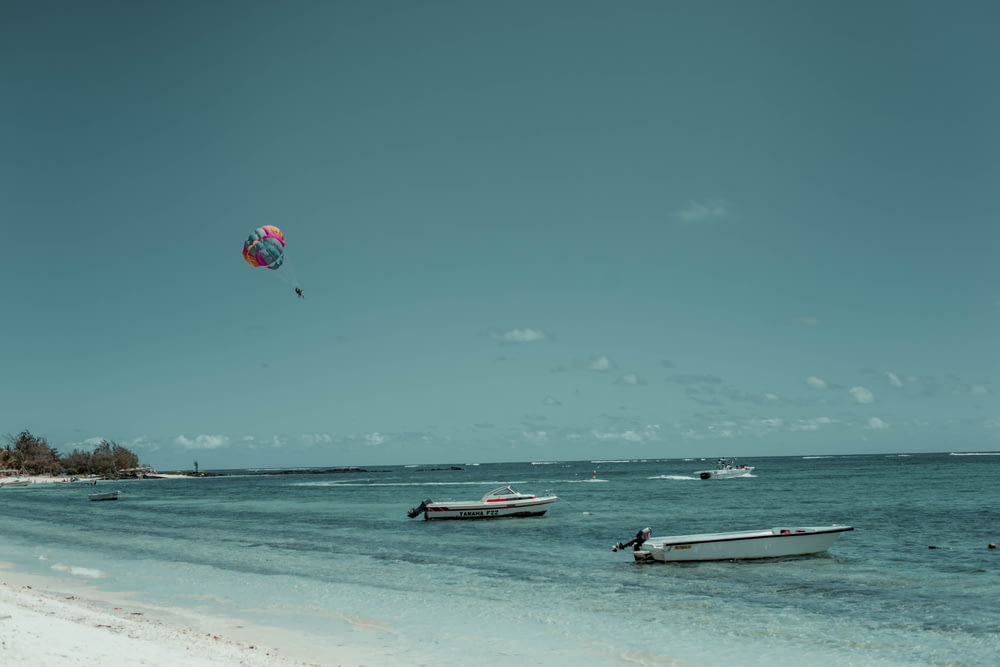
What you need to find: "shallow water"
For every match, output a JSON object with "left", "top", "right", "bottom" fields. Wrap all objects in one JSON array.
[{"left": 2, "top": 452, "right": 997, "bottom": 666}]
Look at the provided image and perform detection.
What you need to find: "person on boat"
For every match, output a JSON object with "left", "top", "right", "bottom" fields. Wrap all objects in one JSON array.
[{"left": 294, "top": 287, "right": 304, "bottom": 298}]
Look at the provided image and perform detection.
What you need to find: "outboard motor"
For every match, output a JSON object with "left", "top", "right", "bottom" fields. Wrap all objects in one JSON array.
[
  {"left": 612, "top": 527, "right": 652, "bottom": 552},
  {"left": 700, "top": 472, "right": 712, "bottom": 480},
  {"left": 407, "top": 499, "right": 432, "bottom": 519}
]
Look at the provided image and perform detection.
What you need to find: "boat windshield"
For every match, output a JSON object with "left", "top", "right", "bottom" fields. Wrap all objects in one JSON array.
[{"left": 483, "top": 485, "right": 529, "bottom": 499}]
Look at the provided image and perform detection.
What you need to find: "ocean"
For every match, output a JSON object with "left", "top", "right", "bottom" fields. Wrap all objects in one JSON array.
[{"left": 1, "top": 452, "right": 997, "bottom": 666}]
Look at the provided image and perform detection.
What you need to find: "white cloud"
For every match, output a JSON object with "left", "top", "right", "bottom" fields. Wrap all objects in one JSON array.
[
  {"left": 173, "top": 434, "right": 230, "bottom": 450},
  {"left": 543, "top": 395, "right": 562, "bottom": 406},
  {"left": 678, "top": 199, "right": 726, "bottom": 222},
  {"left": 494, "top": 328, "right": 548, "bottom": 343},
  {"left": 591, "top": 425, "right": 661, "bottom": 443},
  {"left": 587, "top": 355, "right": 615, "bottom": 372},
  {"left": 790, "top": 416, "right": 838, "bottom": 432},
  {"left": 886, "top": 372, "right": 903, "bottom": 388},
  {"left": 805, "top": 376, "right": 828, "bottom": 390},
  {"left": 798, "top": 316, "right": 819, "bottom": 326},
  {"left": 615, "top": 373, "right": 646, "bottom": 386},
  {"left": 64, "top": 436, "right": 110, "bottom": 451},
  {"left": 849, "top": 386, "right": 876, "bottom": 404},
  {"left": 791, "top": 421, "right": 819, "bottom": 432},
  {"left": 764, "top": 393, "right": 780, "bottom": 401},
  {"left": 67, "top": 436, "right": 162, "bottom": 454},
  {"left": 119, "top": 436, "right": 161, "bottom": 454},
  {"left": 301, "top": 433, "right": 335, "bottom": 445},
  {"left": 240, "top": 435, "right": 288, "bottom": 449},
  {"left": 970, "top": 385, "right": 989, "bottom": 395},
  {"left": 364, "top": 432, "right": 386, "bottom": 446},
  {"left": 868, "top": 417, "right": 889, "bottom": 429},
  {"left": 522, "top": 430, "right": 549, "bottom": 445}
]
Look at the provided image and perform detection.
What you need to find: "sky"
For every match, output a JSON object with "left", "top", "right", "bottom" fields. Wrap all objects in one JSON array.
[{"left": 3, "top": 0, "right": 998, "bottom": 469}]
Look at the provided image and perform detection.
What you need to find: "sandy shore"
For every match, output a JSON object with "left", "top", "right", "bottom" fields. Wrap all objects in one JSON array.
[
  {"left": 1, "top": 475, "right": 381, "bottom": 666},
  {"left": 0, "top": 567, "right": 371, "bottom": 666},
  {"left": 1, "top": 474, "right": 193, "bottom": 486}
]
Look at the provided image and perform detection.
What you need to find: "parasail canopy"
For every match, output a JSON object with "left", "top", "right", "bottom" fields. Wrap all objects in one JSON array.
[{"left": 242, "top": 225, "right": 285, "bottom": 270}]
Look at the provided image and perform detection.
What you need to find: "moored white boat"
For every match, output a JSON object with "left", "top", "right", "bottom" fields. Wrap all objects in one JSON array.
[
  {"left": 407, "top": 485, "right": 557, "bottom": 520},
  {"left": 613, "top": 525, "right": 853, "bottom": 562},
  {"left": 88, "top": 490, "right": 120, "bottom": 501},
  {"left": 694, "top": 458, "right": 754, "bottom": 479},
  {"left": 0, "top": 478, "right": 32, "bottom": 487}
]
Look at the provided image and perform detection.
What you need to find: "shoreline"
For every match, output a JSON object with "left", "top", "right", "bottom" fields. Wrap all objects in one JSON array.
[
  {"left": 0, "top": 474, "right": 194, "bottom": 486},
  {"left": 0, "top": 564, "right": 372, "bottom": 666},
  {"left": 0, "top": 468, "right": 381, "bottom": 486}
]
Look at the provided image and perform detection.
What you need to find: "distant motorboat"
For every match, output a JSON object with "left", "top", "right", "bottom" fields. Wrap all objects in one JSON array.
[
  {"left": 88, "top": 490, "right": 119, "bottom": 501},
  {"left": 407, "top": 485, "right": 557, "bottom": 520},
  {"left": 695, "top": 458, "right": 754, "bottom": 480},
  {"left": 0, "top": 478, "right": 32, "bottom": 487},
  {"left": 613, "top": 525, "right": 853, "bottom": 562}
]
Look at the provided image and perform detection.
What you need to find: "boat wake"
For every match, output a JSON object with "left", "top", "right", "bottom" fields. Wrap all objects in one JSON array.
[{"left": 648, "top": 475, "right": 699, "bottom": 481}]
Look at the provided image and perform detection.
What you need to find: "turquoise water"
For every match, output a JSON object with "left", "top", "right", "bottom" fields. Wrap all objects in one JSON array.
[{"left": 1, "top": 453, "right": 997, "bottom": 666}]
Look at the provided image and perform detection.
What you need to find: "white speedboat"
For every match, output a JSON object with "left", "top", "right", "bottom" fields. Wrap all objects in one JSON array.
[
  {"left": 407, "top": 485, "right": 557, "bottom": 520},
  {"left": 694, "top": 458, "right": 754, "bottom": 479},
  {"left": 0, "top": 478, "right": 32, "bottom": 487},
  {"left": 613, "top": 525, "right": 853, "bottom": 562}
]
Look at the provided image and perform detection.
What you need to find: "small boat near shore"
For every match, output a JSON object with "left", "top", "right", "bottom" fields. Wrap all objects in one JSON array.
[
  {"left": 695, "top": 458, "right": 754, "bottom": 480},
  {"left": 613, "top": 525, "right": 853, "bottom": 562},
  {"left": 88, "top": 490, "right": 120, "bottom": 501},
  {"left": 407, "top": 485, "right": 557, "bottom": 520},
  {"left": 0, "top": 478, "right": 32, "bottom": 487}
]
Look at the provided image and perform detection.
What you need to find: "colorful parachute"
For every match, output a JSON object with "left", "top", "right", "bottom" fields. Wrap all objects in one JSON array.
[{"left": 242, "top": 225, "right": 285, "bottom": 270}]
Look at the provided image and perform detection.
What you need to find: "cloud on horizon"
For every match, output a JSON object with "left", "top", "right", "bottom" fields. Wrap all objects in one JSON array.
[
  {"left": 493, "top": 327, "right": 549, "bottom": 343},
  {"left": 173, "top": 434, "right": 230, "bottom": 450},
  {"left": 591, "top": 424, "right": 661, "bottom": 443}
]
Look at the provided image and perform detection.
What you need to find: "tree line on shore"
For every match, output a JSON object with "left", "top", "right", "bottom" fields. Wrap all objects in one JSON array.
[{"left": 1, "top": 430, "right": 142, "bottom": 478}]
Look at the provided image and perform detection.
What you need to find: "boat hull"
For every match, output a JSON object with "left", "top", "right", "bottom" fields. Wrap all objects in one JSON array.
[
  {"left": 88, "top": 491, "right": 119, "bottom": 501},
  {"left": 697, "top": 468, "right": 754, "bottom": 480},
  {"left": 633, "top": 526, "right": 853, "bottom": 562},
  {"left": 421, "top": 497, "right": 557, "bottom": 520}
]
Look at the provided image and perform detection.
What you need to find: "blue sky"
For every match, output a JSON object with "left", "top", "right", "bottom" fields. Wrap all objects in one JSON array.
[{"left": 3, "top": 1, "right": 998, "bottom": 469}]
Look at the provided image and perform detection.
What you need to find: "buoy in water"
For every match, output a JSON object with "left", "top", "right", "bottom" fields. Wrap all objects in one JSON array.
[{"left": 990, "top": 543, "right": 997, "bottom": 549}]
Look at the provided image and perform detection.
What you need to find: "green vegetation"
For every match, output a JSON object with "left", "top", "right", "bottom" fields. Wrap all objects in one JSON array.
[{"left": 2, "top": 430, "right": 142, "bottom": 478}]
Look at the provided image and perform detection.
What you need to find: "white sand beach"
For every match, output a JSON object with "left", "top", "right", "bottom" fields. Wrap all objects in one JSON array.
[
  {"left": 0, "top": 568, "right": 370, "bottom": 666},
  {"left": 1, "top": 474, "right": 376, "bottom": 666},
  {"left": 1, "top": 474, "right": 192, "bottom": 486}
]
